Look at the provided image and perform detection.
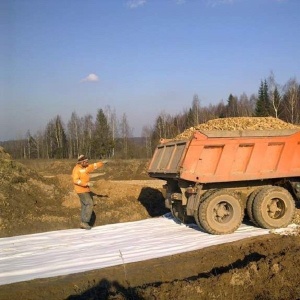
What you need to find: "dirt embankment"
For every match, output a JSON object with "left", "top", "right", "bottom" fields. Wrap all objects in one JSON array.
[
  {"left": 0, "top": 150, "right": 166, "bottom": 238},
  {"left": 1, "top": 117, "right": 300, "bottom": 300}
]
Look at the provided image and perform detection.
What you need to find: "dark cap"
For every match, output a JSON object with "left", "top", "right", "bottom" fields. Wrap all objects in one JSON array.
[{"left": 77, "top": 155, "right": 88, "bottom": 163}]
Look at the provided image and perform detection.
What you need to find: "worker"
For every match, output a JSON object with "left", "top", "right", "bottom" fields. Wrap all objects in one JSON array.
[{"left": 72, "top": 155, "right": 107, "bottom": 230}]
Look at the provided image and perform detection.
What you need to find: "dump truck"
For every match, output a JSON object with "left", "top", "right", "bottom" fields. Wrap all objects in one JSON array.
[{"left": 148, "top": 129, "right": 300, "bottom": 234}]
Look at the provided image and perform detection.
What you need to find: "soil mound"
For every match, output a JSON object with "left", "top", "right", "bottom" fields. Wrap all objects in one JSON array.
[
  {"left": 0, "top": 147, "right": 38, "bottom": 185},
  {"left": 0, "top": 156, "right": 164, "bottom": 238},
  {"left": 0, "top": 151, "right": 71, "bottom": 237}
]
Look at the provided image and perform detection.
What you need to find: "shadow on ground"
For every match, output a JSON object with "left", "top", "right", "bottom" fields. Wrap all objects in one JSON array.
[
  {"left": 67, "top": 278, "right": 142, "bottom": 300},
  {"left": 137, "top": 187, "right": 169, "bottom": 217}
]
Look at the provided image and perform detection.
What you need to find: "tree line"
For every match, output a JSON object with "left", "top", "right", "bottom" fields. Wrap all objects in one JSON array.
[{"left": 1, "top": 73, "right": 300, "bottom": 160}]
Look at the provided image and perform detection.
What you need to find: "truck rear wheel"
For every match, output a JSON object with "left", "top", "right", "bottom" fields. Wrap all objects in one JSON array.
[
  {"left": 246, "top": 187, "right": 270, "bottom": 226},
  {"left": 197, "top": 190, "right": 244, "bottom": 234},
  {"left": 194, "top": 189, "right": 218, "bottom": 230},
  {"left": 252, "top": 186, "right": 295, "bottom": 229}
]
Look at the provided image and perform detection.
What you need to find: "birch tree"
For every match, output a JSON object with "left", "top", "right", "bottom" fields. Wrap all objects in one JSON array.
[
  {"left": 44, "top": 115, "right": 67, "bottom": 158},
  {"left": 105, "top": 105, "right": 117, "bottom": 157},
  {"left": 191, "top": 94, "right": 201, "bottom": 125},
  {"left": 118, "top": 113, "right": 134, "bottom": 159},
  {"left": 67, "top": 112, "right": 82, "bottom": 158},
  {"left": 281, "top": 78, "right": 300, "bottom": 124},
  {"left": 267, "top": 72, "right": 281, "bottom": 118},
  {"left": 81, "top": 114, "right": 94, "bottom": 158},
  {"left": 141, "top": 125, "right": 153, "bottom": 158}
]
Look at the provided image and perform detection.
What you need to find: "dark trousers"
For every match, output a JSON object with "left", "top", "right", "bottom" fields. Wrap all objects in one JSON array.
[{"left": 78, "top": 192, "right": 93, "bottom": 223}]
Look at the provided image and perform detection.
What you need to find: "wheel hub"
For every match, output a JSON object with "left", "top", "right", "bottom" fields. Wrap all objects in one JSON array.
[
  {"left": 214, "top": 202, "right": 230, "bottom": 222},
  {"left": 268, "top": 199, "right": 282, "bottom": 218}
]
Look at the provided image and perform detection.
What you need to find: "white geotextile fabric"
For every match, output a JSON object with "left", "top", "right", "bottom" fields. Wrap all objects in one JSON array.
[{"left": 0, "top": 214, "right": 271, "bottom": 286}]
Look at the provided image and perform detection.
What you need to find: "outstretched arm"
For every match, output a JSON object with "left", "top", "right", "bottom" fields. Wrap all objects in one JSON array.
[{"left": 86, "top": 160, "right": 107, "bottom": 173}]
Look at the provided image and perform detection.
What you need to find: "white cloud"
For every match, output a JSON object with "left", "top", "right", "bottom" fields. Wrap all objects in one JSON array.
[
  {"left": 126, "top": 0, "right": 147, "bottom": 9},
  {"left": 81, "top": 73, "right": 99, "bottom": 82}
]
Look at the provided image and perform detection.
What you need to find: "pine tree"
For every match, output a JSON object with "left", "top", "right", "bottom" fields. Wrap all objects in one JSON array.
[
  {"left": 91, "top": 109, "right": 114, "bottom": 158},
  {"left": 255, "top": 80, "right": 271, "bottom": 117},
  {"left": 263, "top": 79, "right": 271, "bottom": 114},
  {"left": 186, "top": 108, "right": 194, "bottom": 128},
  {"left": 227, "top": 94, "right": 238, "bottom": 117},
  {"left": 26, "top": 130, "right": 39, "bottom": 159}
]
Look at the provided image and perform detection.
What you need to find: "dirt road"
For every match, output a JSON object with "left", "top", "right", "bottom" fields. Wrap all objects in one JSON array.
[{"left": 1, "top": 154, "right": 300, "bottom": 299}]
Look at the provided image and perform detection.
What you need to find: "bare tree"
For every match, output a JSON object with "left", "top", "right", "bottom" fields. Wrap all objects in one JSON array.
[
  {"left": 44, "top": 115, "right": 68, "bottom": 158},
  {"left": 282, "top": 78, "right": 300, "bottom": 124},
  {"left": 267, "top": 72, "right": 282, "bottom": 118},
  {"left": 191, "top": 94, "right": 201, "bottom": 125},
  {"left": 67, "top": 112, "right": 82, "bottom": 158},
  {"left": 105, "top": 105, "right": 118, "bottom": 157},
  {"left": 33, "top": 130, "right": 44, "bottom": 159},
  {"left": 238, "top": 93, "right": 254, "bottom": 117},
  {"left": 81, "top": 114, "right": 94, "bottom": 158},
  {"left": 154, "top": 111, "right": 174, "bottom": 139},
  {"left": 54, "top": 115, "right": 68, "bottom": 158},
  {"left": 119, "top": 113, "right": 132, "bottom": 159},
  {"left": 141, "top": 125, "right": 153, "bottom": 158}
]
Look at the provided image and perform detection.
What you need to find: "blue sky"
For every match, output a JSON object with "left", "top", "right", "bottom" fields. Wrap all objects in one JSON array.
[{"left": 1, "top": 0, "right": 299, "bottom": 140}]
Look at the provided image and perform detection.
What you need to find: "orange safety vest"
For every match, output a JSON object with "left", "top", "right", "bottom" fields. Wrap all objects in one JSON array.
[{"left": 72, "top": 162, "right": 104, "bottom": 194}]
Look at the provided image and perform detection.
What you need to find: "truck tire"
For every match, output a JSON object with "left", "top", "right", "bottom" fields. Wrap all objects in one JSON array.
[
  {"left": 252, "top": 186, "right": 295, "bottom": 229},
  {"left": 194, "top": 189, "right": 218, "bottom": 231},
  {"left": 197, "top": 190, "right": 244, "bottom": 235},
  {"left": 246, "top": 186, "right": 270, "bottom": 226}
]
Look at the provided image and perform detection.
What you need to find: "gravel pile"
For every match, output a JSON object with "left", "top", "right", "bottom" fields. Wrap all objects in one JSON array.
[{"left": 174, "top": 117, "right": 299, "bottom": 140}]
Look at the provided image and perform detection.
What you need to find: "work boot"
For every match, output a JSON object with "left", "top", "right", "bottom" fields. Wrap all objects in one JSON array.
[{"left": 80, "top": 222, "right": 91, "bottom": 230}]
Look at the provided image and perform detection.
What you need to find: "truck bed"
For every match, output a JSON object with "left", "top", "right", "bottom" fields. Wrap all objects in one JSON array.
[{"left": 148, "top": 129, "right": 300, "bottom": 183}]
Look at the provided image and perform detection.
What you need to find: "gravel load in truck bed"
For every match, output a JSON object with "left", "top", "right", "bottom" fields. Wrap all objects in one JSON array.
[{"left": 174, "top": 117, "right": 300, "bottom": 140}]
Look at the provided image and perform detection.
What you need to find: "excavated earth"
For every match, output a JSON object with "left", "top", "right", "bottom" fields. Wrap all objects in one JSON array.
[{"left": 1, "top": 117, "right": 300, "bottom": 300}]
